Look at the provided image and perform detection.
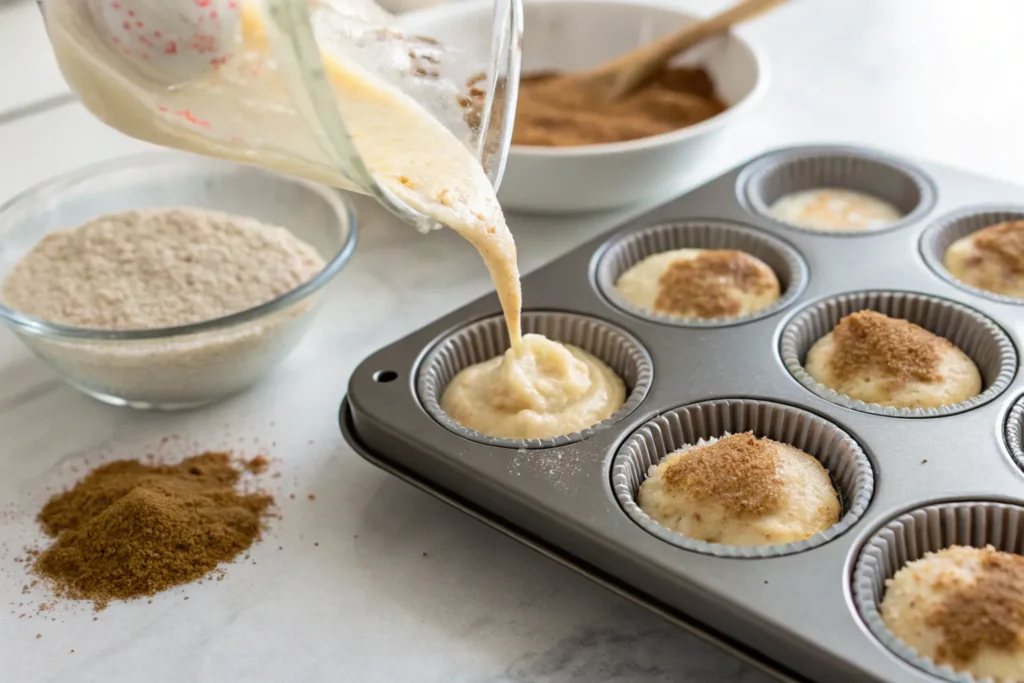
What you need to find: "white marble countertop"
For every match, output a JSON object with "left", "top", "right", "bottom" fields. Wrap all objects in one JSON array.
[{"left": 2, "top": 1, "right": 1024, "bottom": 681}]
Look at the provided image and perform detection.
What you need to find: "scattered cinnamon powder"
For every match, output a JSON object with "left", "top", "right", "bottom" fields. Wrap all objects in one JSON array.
[
  {"left": 245, "top": 455, "right": 269, "bottom": 475},
  {"left": 511, "top": 67, "right": 726, "bottom": 147},
  {"left": 654, "top": 250, "right": 774, "bottom": 318},
  {"left": 974, "top": 220, "right": 1024, "bottom": 274},
  {"left": 829, "top": 311, "right": 945, "bottom": 383},
  {"left": 661, "top": 433, "right": 784, "bottom": 516},
  {"left": 929, "top": 547, "right": 1024, "bottom": 666},
  {"left": 32, "top": 452, "right": 273, "bottom": 610}
]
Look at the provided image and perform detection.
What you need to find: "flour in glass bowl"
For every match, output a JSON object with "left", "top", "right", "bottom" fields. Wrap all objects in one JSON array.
[
  {"left": 0, "top": 207, "right": 329, "bottom": 408},
  {"left": 2, "top": 208, "right": 326, "bottom": 329}
]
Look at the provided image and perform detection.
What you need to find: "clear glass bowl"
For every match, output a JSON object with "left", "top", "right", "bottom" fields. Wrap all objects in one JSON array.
[{"left": 0, "top": 152, "right": 357, "bottom": 410}]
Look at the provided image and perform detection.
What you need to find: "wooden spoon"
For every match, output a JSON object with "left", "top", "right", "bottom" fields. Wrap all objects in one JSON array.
[{"left": 539, "top": 0, "right": 785, "bottom": 103}]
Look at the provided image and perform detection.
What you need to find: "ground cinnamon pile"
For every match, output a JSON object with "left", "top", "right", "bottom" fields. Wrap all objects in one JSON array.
[
  {"left": 930, "top": 547, "right": 1024, "bottom": 665},
  {"left": 662, "top": 433, "right": 784, "bottom": 516},
  {"left": 829, "top": 311, "right": 945, "bottom": 383},
  {"left": 974, "top": 221, "right": 1024, "bottom": 274},
  {"left": 33, "top": 452, "right": 273, "bottom": 609},
  {"left": 654, "top": 250, "right": 773, "bottom": 318},
  {"left": 511, "top": 67, "right": 726, "bottom": 147}
]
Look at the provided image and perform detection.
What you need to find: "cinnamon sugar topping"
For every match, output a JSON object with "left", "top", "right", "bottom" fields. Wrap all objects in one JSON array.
[
  {"left": 974, "top": 220, "right": 1024, "bottom": 274},
  {"left": 928, "top": 547, "right": 1024, "bottom": 665},
  {"left": 654, "top": 250, "right": 774, "bottom": 318},
  {"left": 661, "top": 433, "right": 784, "bottom": 516},
  {"left": 829, "top": 311, "right": 945, "bottom": 383}
]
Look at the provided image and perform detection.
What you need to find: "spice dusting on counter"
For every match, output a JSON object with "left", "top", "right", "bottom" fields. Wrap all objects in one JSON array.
[
  {"left": 31, "top": 452, "right": 274, "bottom": 609},
  {"left": 512, "top": 67, "right": 726, "bottom": 147}
]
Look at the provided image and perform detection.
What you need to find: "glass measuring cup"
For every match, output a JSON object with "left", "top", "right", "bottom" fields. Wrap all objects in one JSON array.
[{"left": 36, "top": 0, "right": 523, "bottom": 232}]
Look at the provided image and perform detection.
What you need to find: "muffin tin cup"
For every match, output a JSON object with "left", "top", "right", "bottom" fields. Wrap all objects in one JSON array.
[
  {"left": 416, "top": 311, "right": 653, "bottom": 449},
  {"left": 741, "top": 147, "right": 935, "bottom": 236},
  {"left": 779, "top": 290, "right": 1017, "bottom": 418},
  {"left": 853, "top": 501, "right": 1024, "bottom": 683},
  {"left": 593, "top": 220, "right": 809, "bottom": 327},
  {"left": 920, "top": 206, "right": 1024, "bottom": 305},
  {"left": 611, "top": 398, "right": 874, "bottom": 558}
]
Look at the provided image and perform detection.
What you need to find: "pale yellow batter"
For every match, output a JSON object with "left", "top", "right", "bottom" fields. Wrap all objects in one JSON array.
[
  {"left": 637, "top": 432, "right": 840, "bottom": 546},
  {"left": 770, "top": 188, "right": 902, "bottom": 232},
  {"left": 615, "top": 248, "right": 780, "bottom": 319},
  {"left": 881, "top": 545, "right": 1024, "bottom": 681},
  {"left": 440, "top": 334, "right": 625, "bottom": 440},
  {"left": 944, "top": 220, "right": 1024, "bottom": 298},
  {"left": 805, "top": 311, "right": 980, "bottom": 409}
]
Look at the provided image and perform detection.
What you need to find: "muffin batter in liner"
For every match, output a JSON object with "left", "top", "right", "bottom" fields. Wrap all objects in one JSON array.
[
  {"left": 921, "top": 207, "right": 1024, "bottom": 305},
  {"left": 742, "top": 146, "right": 934, "bottom": 235},
  {"left": 417, "top": 311, "right": 652, "bottom": 449},
  {"left": 611, "top": 398, "right": 873, "bottom": 558},
  {"left": 780, "top": 290, "right": 1016, "bottom": 418},
  {"left": 594, "top": 220, "right": 807, "bottom": 327},
  {"left": 853, "top": 501, "right": 1024, "bottom": 683}
]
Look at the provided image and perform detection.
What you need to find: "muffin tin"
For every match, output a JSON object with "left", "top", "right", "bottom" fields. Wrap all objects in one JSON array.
[{"left": 340, "top": 144, "right": 1024, "bottom": 683}]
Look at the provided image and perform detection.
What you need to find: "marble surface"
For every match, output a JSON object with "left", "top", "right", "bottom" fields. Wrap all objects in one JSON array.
[{"left": 2, "top": 0, "right": 1024, "bottom": 681}]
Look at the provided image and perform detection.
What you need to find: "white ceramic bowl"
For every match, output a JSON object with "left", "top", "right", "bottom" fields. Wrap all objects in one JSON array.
[{"left": 401, "top": 0, "right": 768, "bottom": 213}]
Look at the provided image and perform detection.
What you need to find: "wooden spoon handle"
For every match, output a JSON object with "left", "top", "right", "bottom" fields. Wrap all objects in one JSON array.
[{"left": 600, "top": 0, "right": 785, "bottom": 100}]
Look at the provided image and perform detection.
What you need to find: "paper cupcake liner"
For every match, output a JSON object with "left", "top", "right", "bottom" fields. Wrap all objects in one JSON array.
[
  {"left": 1006, "top": 396, "right": 1024, "bottom": 475},
  {"left": 920, "top": 206, "right": 1024, "bottom": 305},
  {"left": 417, "top": 311, "right": 653, "bottom": 449},
  {"left": 741, "top": 146, "right": 935, "bottom": 236},
  {"left": 779, "top": 290, "right": 1016, "bottom": 418},
  {"left": 611, "top": 398, "right": 873, "bottom": 558},
  {"left": 593, "top": 220, "right": 808, "bottom": 327},
  {"left": 853, "top": 501, "right": 1024, "bottom": 683}
]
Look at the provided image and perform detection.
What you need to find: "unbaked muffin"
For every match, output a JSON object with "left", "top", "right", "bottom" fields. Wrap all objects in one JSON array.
[
  {"left": 637, "top": 432, "right": 840, "bottom": 546},
  {"left": 770, "top": 188, "right": 902, "bottom": 232},
  {"left": 615, "top": 248, "right": 780, "bottom": 320},
  {"left": 440, "top": 333, "right": 625, "bottom": 440},
  {"left": 881, "top": 545, "right": 1024, "bottom": 681},
  {"left": 944, "top": 220, "right": 1024, "bottom": 298},
  {"left": 804, "top": 310, "right": 981, "bottom": 409}
]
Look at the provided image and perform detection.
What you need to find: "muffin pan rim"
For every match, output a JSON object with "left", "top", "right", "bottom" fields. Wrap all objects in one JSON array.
[
  {"left": 778, "top": 288, "right": 1018, "bottom": 419},
  {"left": 415, "top": 309, "right": 654, "bottom": 450},
  {"left": 851, "top": 499, "right": 1024, "bottom": 683},
  {"left": 738, "top": 144, "right": 938, "bottom": 238},
  {"left": 610, "top": 397, "right": 875, "bottom": 558},
  {"left": 591, "top": 218, "right": 810, "bottom": 328},
  {"left": 919, "top": 204, "right": 1024, "bottom": 307}
]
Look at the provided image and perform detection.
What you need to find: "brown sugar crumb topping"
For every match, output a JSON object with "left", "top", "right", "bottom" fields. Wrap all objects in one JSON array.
[
  {"left": 929, "top": 547, "right": 1024, "bottom": 665},
  {"left": 653, "top": 250, "right": 774, "bottom": 319},
  {"left": 661, "top": 432, "right": 784, "bottom": 516},
  {"left": 829, "top": 310, "right": 946, "bottom": 383},
  {"left": 974, "top": 221, "right": 1024, "bottom": 274}
]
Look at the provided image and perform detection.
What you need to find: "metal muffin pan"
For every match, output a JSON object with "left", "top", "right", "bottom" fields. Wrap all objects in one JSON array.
[{"left": 342, "top": 144, "right": 1024, "bottom": 683}]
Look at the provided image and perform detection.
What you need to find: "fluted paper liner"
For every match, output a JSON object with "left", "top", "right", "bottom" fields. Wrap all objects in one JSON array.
[
  {"left": 1006, "top": 396, "right": 1024, "bottom": 475},
  {"left": 417, "top": 311, "right": 653, "bottom": 449},
  {"left": 742, "top": 147, "right": 934, "bottom": 235},
  {"left": 853, "top": 501, "right": 1024, "bottom": 683},
  {"left": 611, "top": 398, "right": 873, "bottom": 558},
  {"left": 921, "top": 206, "right": 1024, "bottom": 305},
  {"left": 594, "top": 220, "right": 808, "bottom": 327},
  {"left": 780, "top": 290, "right": 1016, "bottom": 417}
]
